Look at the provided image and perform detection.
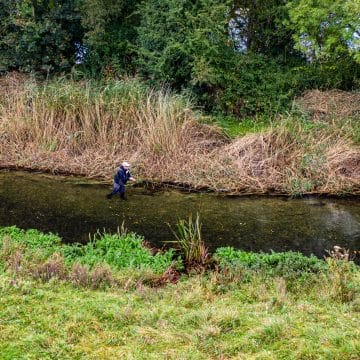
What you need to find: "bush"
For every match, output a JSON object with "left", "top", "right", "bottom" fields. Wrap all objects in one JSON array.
[
  {"left": 0, "top": 226, "right": 179, "bottom": 275},
  {"left": 214, "top": 247, "right": 328, "bottom": 278},
  {"left": 62, "top": 232, "right": 177, "bottom": 274}
]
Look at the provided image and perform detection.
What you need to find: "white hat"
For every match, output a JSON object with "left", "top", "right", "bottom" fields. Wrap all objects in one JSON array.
[{"left": 122, "top": 161, "right": 130, "bottom": 167}]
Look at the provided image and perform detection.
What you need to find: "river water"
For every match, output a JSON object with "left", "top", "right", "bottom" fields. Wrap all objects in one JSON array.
[{"left": 0, "top": 171, "right": 359, "bottom": 258}]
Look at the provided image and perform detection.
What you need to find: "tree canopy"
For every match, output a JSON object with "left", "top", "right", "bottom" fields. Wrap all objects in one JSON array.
[
  {"left": 287, "top": 0, "right": 360, "bottom": 63},
  {"left": 0, "top": 0, "right": 359, "bottom": 115},
  {"left": 0, "top": 0, "right": 83, "bottom": 74}
]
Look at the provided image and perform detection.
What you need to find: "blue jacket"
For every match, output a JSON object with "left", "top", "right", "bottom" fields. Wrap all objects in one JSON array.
[{"left": 114, "top": 166, "right": 131, "bottom": 185}]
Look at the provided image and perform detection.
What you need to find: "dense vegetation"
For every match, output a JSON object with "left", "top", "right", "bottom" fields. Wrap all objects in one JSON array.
[
  {"left": 1, "top": 75, "right": 359, "bottom": 195},
  {"left": 1, "top": 2, "right": 359, "bottom": 356},
  {"left": 1, "top": 0, "right": 359, "bottom": 116},
  {"left": 0, "top": 225, "right": 359, "bottom": 358}
]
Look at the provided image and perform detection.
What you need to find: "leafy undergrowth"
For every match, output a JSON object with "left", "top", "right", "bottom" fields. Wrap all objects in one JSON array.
[
  {"left": 0, "top": 226, "right": 359, "bottom": 358},
  {"left": 214, "top": 247, "right": 328, "bottom": 278},
  {"left": 0, "top": 226, "right": 180, "bottom": 288}
]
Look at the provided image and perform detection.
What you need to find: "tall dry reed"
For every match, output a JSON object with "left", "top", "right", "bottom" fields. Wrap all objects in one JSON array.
[
  {"left": 0, "top": 73, "right": 359, "bottom": 195},
  {"left": 0, "top": 73, "right": 224, "bottom": 179}
]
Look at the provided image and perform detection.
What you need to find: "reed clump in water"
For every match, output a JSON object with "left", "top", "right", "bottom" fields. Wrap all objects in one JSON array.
[
  {"left": 0, "top": 73, "right": 359, "bottom": 195},
  {"left": 168, "top": 214, "right": 210, "bottom": 271}
]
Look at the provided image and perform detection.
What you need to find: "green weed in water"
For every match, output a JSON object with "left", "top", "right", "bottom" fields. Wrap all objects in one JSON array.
[{"left": 168, "top": 214, "right": 209, "bottom": 269}]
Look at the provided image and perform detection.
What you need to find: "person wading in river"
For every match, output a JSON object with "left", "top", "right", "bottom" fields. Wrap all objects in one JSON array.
[{"left": 106, "top": 161, "right": 135, "bottom": 200}]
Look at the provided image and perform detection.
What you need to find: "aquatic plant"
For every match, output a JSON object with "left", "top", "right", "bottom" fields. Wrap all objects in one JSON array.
[{"left": 169, "top": 214, "right": 209, "bottom": 270}]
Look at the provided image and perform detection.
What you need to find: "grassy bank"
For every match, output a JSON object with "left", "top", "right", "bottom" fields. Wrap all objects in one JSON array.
[
  {"left": 0, "top": 73, "right": 359, "bottom": 195},
  {"left": 0, "top": 226, "right": 359, "bottom": 358}
]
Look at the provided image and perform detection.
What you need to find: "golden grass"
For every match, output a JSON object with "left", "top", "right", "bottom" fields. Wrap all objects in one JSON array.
[
  {"left": 0, "top": 73, "right": 359, "bottom": 195},
  {"left": 295, "top": 89, "right": 360, "bottom": 121},
  {"left": 212, "top": 125, "right": 360, "bottom": 193}
]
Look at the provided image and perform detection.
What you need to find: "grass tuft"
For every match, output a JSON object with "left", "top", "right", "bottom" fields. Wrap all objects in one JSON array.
[{"left": 168, "top": 214, "right": 209, "bottom": 271}]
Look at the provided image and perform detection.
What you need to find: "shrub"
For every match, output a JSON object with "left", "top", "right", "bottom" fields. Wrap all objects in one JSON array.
[
  {"left": 61, "top": 231, "right": 177, "bottom": 274},
  {"left": 214, "top": 247, "right": 327, "bottom": 278}
]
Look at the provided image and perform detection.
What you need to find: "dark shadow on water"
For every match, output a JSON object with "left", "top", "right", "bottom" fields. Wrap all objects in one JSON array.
[{"left": 0, "top": 170, "right": 359, "bottom": 259}]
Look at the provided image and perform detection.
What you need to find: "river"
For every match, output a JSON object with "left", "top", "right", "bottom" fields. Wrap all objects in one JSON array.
[{"left": 0, "top": 170, "right": 359, "bottom": 258}]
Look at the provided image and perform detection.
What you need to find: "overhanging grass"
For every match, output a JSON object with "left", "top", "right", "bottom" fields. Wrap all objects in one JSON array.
[{"left": 1, "top": 75, "right": 359, "bottom": 195}]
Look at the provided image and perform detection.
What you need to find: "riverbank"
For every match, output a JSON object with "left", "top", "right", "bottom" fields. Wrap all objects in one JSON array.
[
  {"left": 1, "top": 74, "right": 359, "bottom": 196},
  {"left": 1, "top": 226, "right": 359, "bottom": 358}
]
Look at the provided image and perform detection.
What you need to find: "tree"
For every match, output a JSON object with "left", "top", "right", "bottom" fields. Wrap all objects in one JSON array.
[
  {"left": 0, "top": 0, "right": 83, "bottom": 75},
  {"left": 137, "top": 0, "right": 194, "bottom": 88},
  {"left": 80, "top": 0, "right": 141, "bottom": 76},
  {"left": 231, "top": 0, "right": 299, "bottom": 62},
  {"left": 136, "top": 0, "right": 304, "bottom": 115},
  {"left": 286, "top": 0, "right": 360, "bottom": 63}
]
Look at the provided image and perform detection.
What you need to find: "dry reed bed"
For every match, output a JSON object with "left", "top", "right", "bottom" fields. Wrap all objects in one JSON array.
[
  {"left": 0, "top": 73, "right": 359, "bottom": 195},
  {"left": 296, "top": 89, "right": 360, "bottom": 121}
]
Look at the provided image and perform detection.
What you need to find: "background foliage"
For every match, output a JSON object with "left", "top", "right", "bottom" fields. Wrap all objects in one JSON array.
[{"left": 0, "top": 0, "right": 359, "bottom": 116}]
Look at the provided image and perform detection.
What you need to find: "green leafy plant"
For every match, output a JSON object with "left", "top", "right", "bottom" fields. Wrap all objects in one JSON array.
[
  {"left": 0, "top": 226, "right": 178, "bottom": 275},
  {"left": 168, "top": 214, "right": 209, "bottom": 270},
  {"left": 62, "top": 230, "right": 178, "bottom": 274},
  {"left": 214, "top": 247, "right": 327, "bottom": 279}
]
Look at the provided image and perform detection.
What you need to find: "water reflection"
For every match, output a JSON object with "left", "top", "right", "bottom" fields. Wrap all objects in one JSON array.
[{"left": 0, "top": 171, "right": 359, "bottom": 258}]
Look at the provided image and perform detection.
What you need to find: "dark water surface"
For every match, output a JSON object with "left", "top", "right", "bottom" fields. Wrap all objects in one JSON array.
[{"left": 1, "top": 171, "right": 359, "bottom": 258}]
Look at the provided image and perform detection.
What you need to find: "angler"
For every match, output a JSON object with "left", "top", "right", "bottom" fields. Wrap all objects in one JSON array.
[{"left": 106, "top": 161, "right": 135, "bottom": 200}]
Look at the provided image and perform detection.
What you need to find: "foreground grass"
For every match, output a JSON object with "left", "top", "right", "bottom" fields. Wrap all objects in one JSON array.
[
  {"left": 1, "top": 226, "right": 360, "bottom": 359},
  {"left": 1, "top": 272, "right": 360, "bottom": 359}
]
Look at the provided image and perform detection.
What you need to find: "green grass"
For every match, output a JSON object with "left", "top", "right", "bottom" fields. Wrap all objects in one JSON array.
[
  {"left": 0, "top": 226, "right": 359, "bottom": 358},
  {"left": 0, "top": 272, "right": 359, "bottom": 359},
  {"left": 206, "top": 115, "right": 271, "bottom": 138}
]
